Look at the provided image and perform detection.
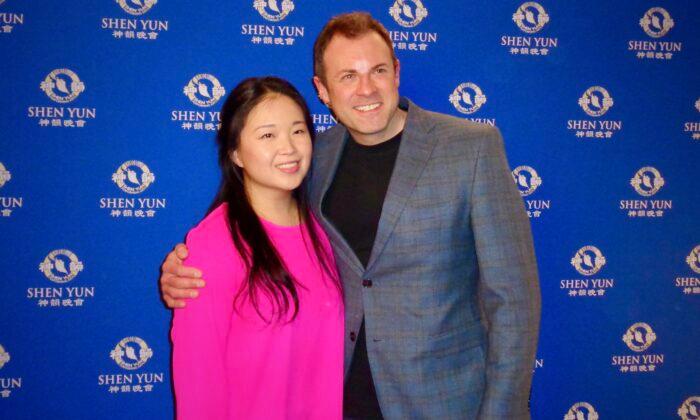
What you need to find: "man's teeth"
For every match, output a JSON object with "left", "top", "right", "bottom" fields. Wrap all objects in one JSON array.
[
  {"left": 277, "top": 162, "right": 298, "bottom": 169},
  {"left": 355, "top": 103, "right": 380, "bottom": 112}
]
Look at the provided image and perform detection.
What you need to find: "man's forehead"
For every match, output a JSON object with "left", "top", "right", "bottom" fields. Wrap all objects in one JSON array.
[
  {"left": 323, "top": 32, "right": 394, "bottom": 66},
  {"left": 326, "top": 31, "right": 388, "bottom": 48}
]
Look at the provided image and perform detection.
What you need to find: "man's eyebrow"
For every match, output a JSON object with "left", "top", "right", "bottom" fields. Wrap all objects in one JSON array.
[
  {"left": 334, "top": 63, "right": 390, "bottom": 76},
  {"left": 335, "top": 68, "right": 358, "bottom": 76}
]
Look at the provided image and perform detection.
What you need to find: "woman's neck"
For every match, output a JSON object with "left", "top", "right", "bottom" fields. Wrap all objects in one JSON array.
[{"left": 245, "top": 186, "right": 300, "bottom": 227}]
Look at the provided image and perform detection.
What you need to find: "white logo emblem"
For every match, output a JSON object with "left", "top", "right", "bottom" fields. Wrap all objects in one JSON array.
[
  {"left": 449, "top": 83, "right": 487, "bottom": 115},
  {"left": 694, "top": 98, "right": 700, "bottom": 113},
  {"left": 630, "top": 167, "right": 664, "bottom": 197},
  {"left": 565, "top": 402, "right": 599, "bottom": 420},
  {"left": 183, "top": 74, "right": 225, "bottom": 108},
  {"left": 512, "top": 2, "right": 549, "bottom": 34},
  {"left": 578, "top": 86, "right": 614, "bottom": 117},
  {"left": 40, "top": 69, "right": 85, "bottom": 104},
  {"left": 253, "top": 0, "right": 294, "bottom": 22},
  {"left": 0, "top": 344, "right": 10, "bottom": 369},
  {"left": 640, "top": 7, "right": 674, "bottom": 38},
  {"left": 389, "top": 0, "right": 429, "bottom": 28},
  {"left": 39, "top": 249, "right": 84, "bottom": 283},
  {"left": 571, "top": 246, "right": 606, "bottom": 276},
  {"left": 116, "top": 0, "right": 157, "bottom": 16},
  {"left": 110, "top": 337, "right": 153, "bottom": 370},
  {"left": 0, "top": 162, "right": 11, "bottom": 188},
  {"left": 686, "top": 246, "right": 700, "bottom": 275},
  {"left": 512, "top": 166, "right": 542, "bottom": 196},
  {"left": 112, "top": 160, "right": 155, "bottom": 194},
  {"left": 622, "top": 322, "right": 656, "bottom": 352},
  {"left": 678, "top": 396, "right": 700, "bottom": 420}
]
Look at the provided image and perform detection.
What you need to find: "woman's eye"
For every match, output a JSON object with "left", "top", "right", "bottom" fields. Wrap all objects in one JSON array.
[
  {"left": 294, "top": 129, "right": 306, "bottom": 135},
  {"left": 260, "top": 133, "right": 274, "bottom": 140}
]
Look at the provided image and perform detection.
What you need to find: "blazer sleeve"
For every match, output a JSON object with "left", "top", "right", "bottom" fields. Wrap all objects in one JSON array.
[
  {"left": 470, "top": 127, "right": 541, "bottom": 420},
  {"left": 171, "top": 229, "right": 230, "bottom": 420}
]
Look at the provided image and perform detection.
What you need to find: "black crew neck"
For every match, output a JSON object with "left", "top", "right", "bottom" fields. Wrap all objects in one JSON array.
[{"left": 348, "top": 130, "right": 403, "bottom": 154}]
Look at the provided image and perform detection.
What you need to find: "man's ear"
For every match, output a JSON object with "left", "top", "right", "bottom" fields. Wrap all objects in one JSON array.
[
  {"left": 394, "top": 58, "right": 401, "bottom": 88},
  {"left": 313, "top": 76, "right": 331, "bottom": 107}
]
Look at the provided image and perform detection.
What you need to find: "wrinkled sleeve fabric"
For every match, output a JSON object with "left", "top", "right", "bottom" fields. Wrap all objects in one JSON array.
[
  {"left": 171, "top": 228, "right": 230, "bottom": 420},
  {"left": 471, "top": 127, "right": 541, "bottom": 420}
]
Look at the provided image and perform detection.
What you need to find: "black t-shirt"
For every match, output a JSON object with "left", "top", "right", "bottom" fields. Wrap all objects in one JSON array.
[{"left": 322, "top": 131, "right": 402, "bottom": 419}]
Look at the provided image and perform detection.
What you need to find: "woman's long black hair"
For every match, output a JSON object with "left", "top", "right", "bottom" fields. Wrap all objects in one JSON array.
[{"left": 208, "top": 76, "right": 340, "bottom": 323}]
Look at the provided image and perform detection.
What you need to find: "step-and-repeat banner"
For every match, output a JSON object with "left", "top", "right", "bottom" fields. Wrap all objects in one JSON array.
[{"left": 1, "top": 1, "right": 699, "bottom": 419}]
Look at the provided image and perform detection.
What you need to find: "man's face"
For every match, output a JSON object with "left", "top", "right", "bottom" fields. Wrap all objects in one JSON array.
[{"left": 314, "top": 31, "right": 404, "bottom": 145}]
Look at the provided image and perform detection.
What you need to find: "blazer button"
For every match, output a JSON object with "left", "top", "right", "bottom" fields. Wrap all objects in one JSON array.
[
  {"left": 362, "top": 279, "right": 373, "bottom": 288},
  {"left": 350, "top": 331, "right": 356, "bottom": 341}
]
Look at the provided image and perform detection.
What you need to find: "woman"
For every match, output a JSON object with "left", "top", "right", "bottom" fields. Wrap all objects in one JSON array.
[{"left": 171, "top": 77, "right": 343, "bottom": 420}]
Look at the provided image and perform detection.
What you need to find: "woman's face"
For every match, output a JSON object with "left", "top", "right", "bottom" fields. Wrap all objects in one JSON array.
[{"left": 233, "top": 94, "right": 313, "bottom": 199}]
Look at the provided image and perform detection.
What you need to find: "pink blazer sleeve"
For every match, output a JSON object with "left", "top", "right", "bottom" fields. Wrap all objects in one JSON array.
[{"left": 171, "top": 229, "right": 230, "bottom": 420}]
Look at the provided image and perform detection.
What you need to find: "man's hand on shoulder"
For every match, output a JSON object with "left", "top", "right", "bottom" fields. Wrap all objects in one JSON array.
[{"left": 160, "top": 243, "right": 205, "bottom": 308}]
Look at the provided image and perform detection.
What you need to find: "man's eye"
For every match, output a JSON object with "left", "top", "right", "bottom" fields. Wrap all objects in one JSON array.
[
  {"left": 341, "top": 74, "right": 355, "bottom": 81},
  {"left": 375, "top": 68, "right": 387, "bottom": 73}
]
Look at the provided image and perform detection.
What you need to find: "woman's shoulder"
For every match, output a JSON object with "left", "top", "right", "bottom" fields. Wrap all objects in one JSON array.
[
  {"left": 184, "top": 203, "right": 246, "bottom": 281},
  {"left": 185, "top": 203, "right": 231, "bottom": 250},
  {"left": 180, "top": 204, "right": 242, "bottom": 308}
]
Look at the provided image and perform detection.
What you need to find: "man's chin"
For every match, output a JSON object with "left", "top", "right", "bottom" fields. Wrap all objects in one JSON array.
[{"left": 347, "top": 120, "right": 391, "bottom": 137}]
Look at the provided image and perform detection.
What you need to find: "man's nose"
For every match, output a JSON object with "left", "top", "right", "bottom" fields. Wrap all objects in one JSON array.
[{"left": 356, "top": 74, "right": 377, "bottom": 96}]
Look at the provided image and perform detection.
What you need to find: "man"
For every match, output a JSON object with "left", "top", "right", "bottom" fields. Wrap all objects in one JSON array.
[{"left": 161, "top": 12, "right": 540, "bottom": 420}]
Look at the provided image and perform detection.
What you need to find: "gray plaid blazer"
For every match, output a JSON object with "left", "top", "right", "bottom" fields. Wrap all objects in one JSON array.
[{"left": 309, "top": 98, "right": 541, "bottom": 420}]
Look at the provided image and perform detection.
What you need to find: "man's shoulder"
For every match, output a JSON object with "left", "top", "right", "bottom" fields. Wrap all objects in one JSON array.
[
  {"left": 313, "top": 124, "right": 346, "bottom": 158},
  {"left": 416, "top": 105, "right": 498, "bottom": 141},
  {"left": 317, "top": 123, "right": 345, "bottom": 142}
]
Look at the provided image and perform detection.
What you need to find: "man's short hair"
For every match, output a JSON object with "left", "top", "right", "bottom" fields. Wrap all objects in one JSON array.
[{"left": 313, "top": 12, "right": 397, "bottom": 83}]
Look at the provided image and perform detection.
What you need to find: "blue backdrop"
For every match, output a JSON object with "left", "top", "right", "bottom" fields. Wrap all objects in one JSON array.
[{"left": 1, "top": 1, "right": 699, "bottom": 419}]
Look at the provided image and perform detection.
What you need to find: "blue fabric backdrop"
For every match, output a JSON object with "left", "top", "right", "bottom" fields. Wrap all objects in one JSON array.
[{"left": 1, "top": 1, "right": 699, "bottom": 418}]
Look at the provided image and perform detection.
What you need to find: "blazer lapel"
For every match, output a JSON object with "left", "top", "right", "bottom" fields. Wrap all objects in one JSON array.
[
  {"left": 312, "top": 128, "right": 365, "bottom": 277},
  {"left": 365, "top": 99, "right": 437, "bottom": 273}
]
